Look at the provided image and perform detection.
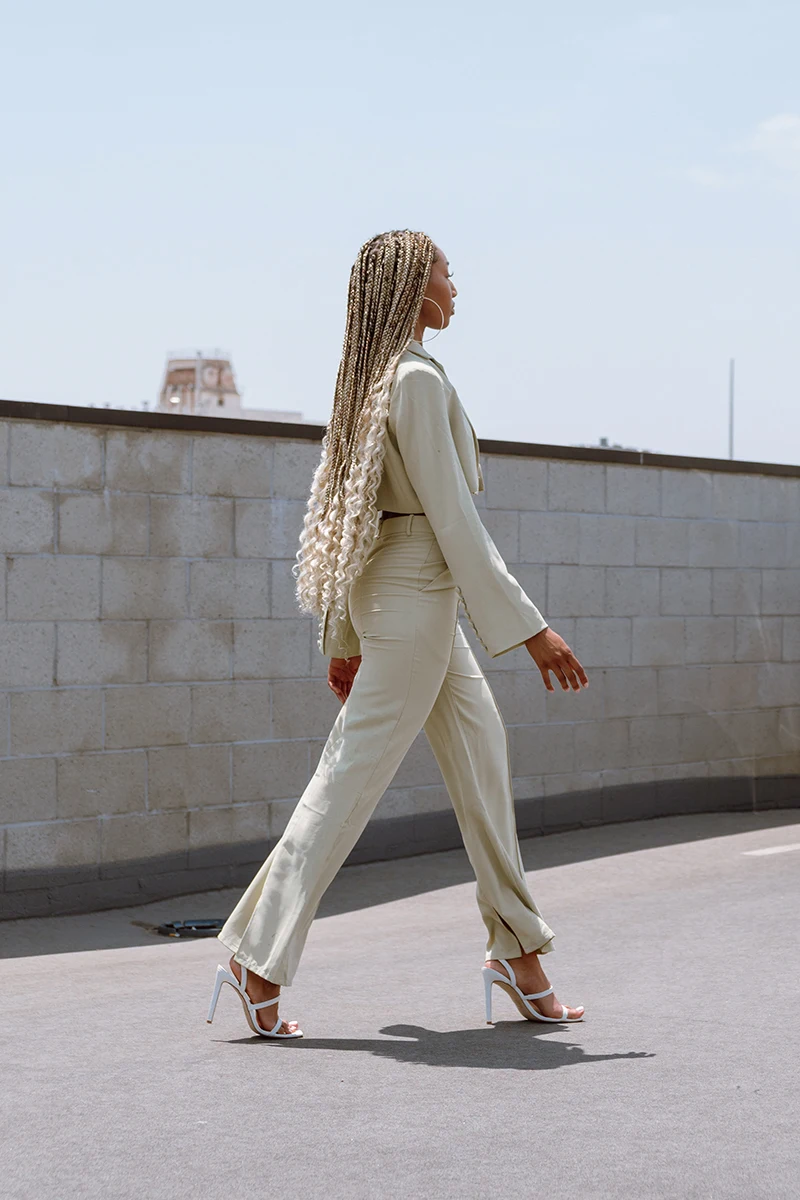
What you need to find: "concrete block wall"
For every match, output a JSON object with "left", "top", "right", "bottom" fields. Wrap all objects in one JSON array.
[{"left": 0, "top": 407, "right": 797, "bottom": 918}]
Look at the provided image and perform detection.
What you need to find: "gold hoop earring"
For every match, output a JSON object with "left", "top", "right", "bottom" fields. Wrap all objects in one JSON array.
[{"left": 421, "top": 296, "right": 445, "bottom": 343}]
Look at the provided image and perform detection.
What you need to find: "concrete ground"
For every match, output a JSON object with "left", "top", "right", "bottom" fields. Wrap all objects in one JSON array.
[{"left": 1, "top": 810, "right": 799, "bottom": 1200}]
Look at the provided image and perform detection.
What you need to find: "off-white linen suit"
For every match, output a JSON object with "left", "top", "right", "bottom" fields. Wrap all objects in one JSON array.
[{"left": 217, "top": 340, "right": 556, "bottom": 986}]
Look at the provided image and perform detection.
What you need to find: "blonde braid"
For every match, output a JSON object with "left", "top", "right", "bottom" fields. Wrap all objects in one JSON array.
[{"left": 292, "top": 229, "right": 436, "bottom": 653}]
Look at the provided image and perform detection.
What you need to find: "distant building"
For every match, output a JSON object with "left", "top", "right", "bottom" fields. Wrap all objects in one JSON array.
[
  {"left": 154, "top": 350, "right": 304, "bottom": 423},
  {"left": 571, "top": 436, "right": 653, "bottom": 454}
]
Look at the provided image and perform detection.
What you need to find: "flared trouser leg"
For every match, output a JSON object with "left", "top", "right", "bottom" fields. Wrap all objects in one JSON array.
[
  {"left": 422, "top": 621, "right": 555, "bottom": 960},
  {"left": 216, "top": 526, "right": 463, "bottom": 985}
]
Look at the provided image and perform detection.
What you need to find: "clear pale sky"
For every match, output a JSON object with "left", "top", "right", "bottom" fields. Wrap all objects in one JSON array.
[{"left": 2, "top": 2, "right": 798, "bottom": 464}]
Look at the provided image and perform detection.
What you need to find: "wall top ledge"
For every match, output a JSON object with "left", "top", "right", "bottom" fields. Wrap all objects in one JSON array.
[{"left": 1, "top": 397, "right": 798, "bottom": 479}]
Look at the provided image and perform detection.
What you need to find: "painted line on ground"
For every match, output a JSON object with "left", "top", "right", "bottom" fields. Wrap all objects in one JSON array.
[{"left": 742, "top": 843, "right": 800, "bottom": 856}]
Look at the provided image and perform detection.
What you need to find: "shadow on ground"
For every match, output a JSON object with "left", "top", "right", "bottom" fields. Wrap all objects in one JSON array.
[
  {"left": 211, "top": 1022, "right": 656, "bottom": 1071},
  {"left": 2, "top": 810, "right": 797, "bottom": 959}
]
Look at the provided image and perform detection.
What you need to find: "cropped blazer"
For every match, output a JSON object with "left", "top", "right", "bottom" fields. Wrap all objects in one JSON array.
[{"left": 319, "top": 340, "right": 549, "bottom": 659}]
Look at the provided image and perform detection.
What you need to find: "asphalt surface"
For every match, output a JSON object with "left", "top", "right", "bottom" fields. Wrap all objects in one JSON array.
[{"left": 2, "top": 810, "right": 799, "bottom": 1200}]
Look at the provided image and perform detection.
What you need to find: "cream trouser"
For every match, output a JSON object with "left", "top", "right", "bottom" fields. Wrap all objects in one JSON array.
[{"left": 217, "top": 512, "right": 555, "bottom": 986}]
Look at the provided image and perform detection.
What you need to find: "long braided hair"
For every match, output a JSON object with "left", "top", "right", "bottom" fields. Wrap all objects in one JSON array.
[{"left": 292, "top": 229, "right": 437, "bottom": 653}]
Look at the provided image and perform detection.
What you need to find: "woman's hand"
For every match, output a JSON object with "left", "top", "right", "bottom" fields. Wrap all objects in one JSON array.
[
  {"left": 525, "top": 628, "right": 588, "bottom": 693},
  {"left": 328, "top": 655, "right": 362, "bottom": 704}
]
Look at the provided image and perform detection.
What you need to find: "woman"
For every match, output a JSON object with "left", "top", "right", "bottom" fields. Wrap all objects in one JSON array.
[{"left": 206, "top": 229, "right": 589, "bottom": 1039}]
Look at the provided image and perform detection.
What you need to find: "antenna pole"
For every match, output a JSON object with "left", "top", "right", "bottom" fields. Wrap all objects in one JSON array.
[{"left": 728, "top": 358, "right": 735, "bottom": 459}]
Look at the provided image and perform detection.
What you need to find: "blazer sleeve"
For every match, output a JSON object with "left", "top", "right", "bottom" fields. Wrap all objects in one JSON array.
[
  {"left": 319, "top": 602, "right": 361, "bottom": 659},
  {"left": 391, "top": 365, "right": 549, "bottom": 658}
]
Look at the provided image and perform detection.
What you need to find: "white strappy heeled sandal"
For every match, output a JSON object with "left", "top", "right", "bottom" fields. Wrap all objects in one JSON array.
[
  {"left": 206, "top": 963, "right": 304, "bottom": 1039},
  {"left": 482, "top": 958, "right": 584, "bottom": 1024}
]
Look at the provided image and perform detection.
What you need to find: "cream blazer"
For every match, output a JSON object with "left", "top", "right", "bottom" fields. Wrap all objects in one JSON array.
[{"left": 319, "top": 340, "right": 549, "bottom": 659}]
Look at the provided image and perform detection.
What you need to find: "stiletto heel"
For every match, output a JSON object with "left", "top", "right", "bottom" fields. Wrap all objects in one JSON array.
[
  {"left": 484, "top": 967, "right": 495, "bottom": 1024},
  {"left": 205, "top": 962, "right": 304, "bottom": 1039},
  {"left": 481, "top": 958, "right": 584, "bottom": 1024}
]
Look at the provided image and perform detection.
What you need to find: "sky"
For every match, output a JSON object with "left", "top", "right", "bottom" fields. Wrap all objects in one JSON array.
[{"left": 1, "top": 1, "right": 799, "bottom": 464}]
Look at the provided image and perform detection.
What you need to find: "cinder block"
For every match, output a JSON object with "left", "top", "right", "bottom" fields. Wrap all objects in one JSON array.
[
  {"left": 603, "top": 668, "right": 658, "bottom": 718},
  {"left": 711, "top": 473, "right": 760, "bottom": 520},
  {"left": 708, "top": 664, "right": 758, "bottom": 712},
  {"left": 7, "top": 555, "right": 100, "bottom": 621},
  {"left": 547, "top": 566, "right": 605, "bottom": 618},
  {"left": 685, "top": 616, "right": 735, "bottom": 664},
  {"left": 783, "top": 619, "right": 800, "bottom": 661},
  {"left": 573, "top": 719, "right": 629, "bottom": 771},
  {"left": 661, "top": 470, "right": 712, "bottom": 518},
  {"left": 716, "top": 710, "right": 781, "bottom": 759},
  {"left": 760, "top": 476, "right": 800, "bottom": 522},
  {"left": 57, "top": 621, "right": 147, "bottom": 685},
  {"left": 484, "top": 456, "right": 547, "bottom": 511},
  {"left": 778, "top": 707, "right": 800, "bottom": 753},
  {"left": 484, "top": 669, "right": 547, "bottom": 726},
  {"left": 578, "top": 516, "right": 635, "bottom": 566},
  {"left": 273, "top": 442, "right": 325, "bottom": 500},
  {"left": 102, "top": 558, "right": 187, "bottom": 619},
  {"left": 657, "top": 666, "right": 711, "bottom": 715},
  {"left": 628, "top": 715, "right": 682, "bottom": 767},
  {"left": 148, "top": 744, "right": 232, "bottom": 810},
  {"left": 738, "top": 523, "right": 787, "bottom": 569},
  {"left": 688, "top": 521, "right": 739, "bottom": 568},
  {"left": 10, "top": 689, "right": 103, "bottom": 755},
  {"left": 734, "top": 617, "right": 782, "bottom": 663},
  {"left": 543, "top": 771, "right": 603, "bottom": 798},
  {"left": 712, "top": 570, "right": 761, "bottom": 615},
  {"left": 377, "top": 785, "right": 450, "bottom": 821},
  {"left": 10, "top": 422, "right": 103, "bottom": 489},
  {"left": 104, "top": 685, "right": 191, "bottom": 748},
  {"left": 762, "top": 570, "right": 800, "bottom": 616},
  {"left": 190, "top": 560, "right": 271, "bottom": 619},
  {"left": 605, "top": 568, "right": 660, "bottom": 616},
  {"left": 481, "top": 509, "right": 519, "bottom": 560},
  {"left": 519, "top": 512, "right": 579, "bottom": 564},
  {"left": 192, "top": 434, "right": 272, "bottom": 498},
  {"left": 0, "top": 489, "right": 54, "bottom": 552},
  {"left": 270, "top": 559, "right": 302, "bottom": 618},
  {"left": 0, "top": 622, "right": 55, "bottom": 686},
  {"left": 271, "top": 679, "right": 341, "bottom": 739},
  {"left": 231, "top": 801, "right": 270, "bottom": 844},
  {"left": 150, "top": 495, "right": 234, "bottom": 557},
  {"left": 57, "top": 751, "right": 146, "bottom": 818},
  {"left": 632, "top": 618, "right": 685, "bottom": 666},
  {"left": 232, "top": 740, "right": 310, "bottom": 802},
  {"left": 149, "top": 620, "right": 233, "bottom": 682},
  {"left": 757, "top": 664, "right": 800, "bottom": 708},
  {"left": 548, "top": 462, "right": 605, "bottom": 513},
  {"left": 191, "top": 682, "right": 271, "bottom": 744},
  {"left": 542, "top": 669, "right": 606, "bottom": 720},
  {"left": 680, "top": 713, "right": 737, "bottom": 762},
  {"left": 605, "top": 466, "right": 660, "bottom": 516},
  {"left": 188, "top": 806, "right": 234, "bottom": 850},
  {"left": 233, "top": 619, "right": 311, "bottom": 680},
  {"left": 660, "top": 568, "right": 712, "bottom": 615},
  {"left": 0, "top": 422, "right": 8, "bottom": 485},
  {"left": 105, "top": 429, "right": 190, "bottom": 493},
  {"left": 6, "top": 818, "right": 100, "bottom": 873},
  {"left": 235, "top": 499, "right": 306, "bottom": 558},
  {"left": 510, "top": 723, "right": 574, "bottom": 776},
  {"left": 635, "top": 519, "right": 689, "bottom": 567},
  {"left": 57, "top": 492, "right": 148, "bottom": 555},
  {"left": 101, "top": 811, "right": 187, "bottom": 866},
  {"left": 0, "top": 757, "right": 57, "bottom": 824},
  {"left": 574, "top": 618, "right": 631, "bottom": 667}
]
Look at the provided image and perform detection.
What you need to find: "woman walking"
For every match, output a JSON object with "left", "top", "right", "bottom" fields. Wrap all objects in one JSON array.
[{"left": 207, "top": 229, "right": 589, "bottom": 1039}]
